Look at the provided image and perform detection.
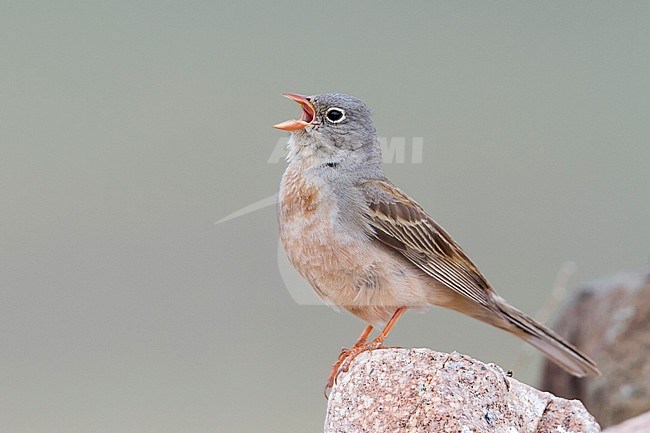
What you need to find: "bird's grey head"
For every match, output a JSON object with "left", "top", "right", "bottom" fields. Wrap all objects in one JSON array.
[{"left": 274, "top": 93, "right": 381, "bottom": 170}]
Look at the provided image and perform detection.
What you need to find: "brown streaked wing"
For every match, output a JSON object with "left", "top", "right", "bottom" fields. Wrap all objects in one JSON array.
[{"left": 363, "top": 179, "right": 494, "bottom": 308}]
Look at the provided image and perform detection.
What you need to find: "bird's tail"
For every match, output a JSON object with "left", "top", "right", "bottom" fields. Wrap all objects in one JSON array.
[{"left": 497, "top": 302, "right": 601, "bottom": 377}]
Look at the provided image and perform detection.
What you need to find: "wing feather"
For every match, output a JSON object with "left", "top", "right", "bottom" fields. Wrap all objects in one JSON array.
[{"left": 363, "top": 179, "right": 493, "bottom": 308}]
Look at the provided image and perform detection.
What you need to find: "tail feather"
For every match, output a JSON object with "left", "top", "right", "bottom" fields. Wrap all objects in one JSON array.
[{"left": 497, "top": 303, "right": 601, "bottom": 377}]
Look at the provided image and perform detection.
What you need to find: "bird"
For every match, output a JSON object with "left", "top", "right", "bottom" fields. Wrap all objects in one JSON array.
[{"left": 273, "top": 92, "right": 600, "bottom": 394}]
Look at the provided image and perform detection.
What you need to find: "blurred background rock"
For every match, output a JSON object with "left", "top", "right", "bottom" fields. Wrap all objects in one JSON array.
[{"left": 541, "top": 269, "right": 650, "bottom": 429}]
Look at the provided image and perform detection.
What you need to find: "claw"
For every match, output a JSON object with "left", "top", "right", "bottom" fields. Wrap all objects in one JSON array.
[
  {"left": 322, "top": 309, "right": 407, "bottom": 400},
  {"left": 324, "top": 384, "right": 332, "bottom": 399},
  {"left": 323, "top": 339, "right": 385, "bottom": 399}
]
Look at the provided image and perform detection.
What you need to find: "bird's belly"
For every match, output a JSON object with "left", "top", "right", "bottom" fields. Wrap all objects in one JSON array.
[{"left": 279, "top": 198, "right": 433, "bottom": 326}]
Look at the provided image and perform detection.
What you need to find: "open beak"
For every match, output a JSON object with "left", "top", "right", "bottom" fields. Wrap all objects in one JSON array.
[{"left": 273, "top": 93, "right": 316, "bottom": 131}]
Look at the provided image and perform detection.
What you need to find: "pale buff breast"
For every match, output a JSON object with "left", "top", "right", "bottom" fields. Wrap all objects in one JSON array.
[{"left": 278, "top": 165, "right": 438, "bottom": 327}]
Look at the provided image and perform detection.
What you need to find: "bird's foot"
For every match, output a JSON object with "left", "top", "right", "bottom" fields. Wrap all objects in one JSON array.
[{"left": 324, "top": 339, "right": 386, "bottom": 398}]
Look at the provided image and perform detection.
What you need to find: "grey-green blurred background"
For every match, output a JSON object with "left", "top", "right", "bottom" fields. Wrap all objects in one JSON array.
[{"left": 1, "top": 2, "right": 648, "bottom": 432}]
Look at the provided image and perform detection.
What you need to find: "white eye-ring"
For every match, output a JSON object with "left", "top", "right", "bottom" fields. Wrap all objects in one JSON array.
[{"left": 325, "top": 107, "right": 346, "bottom": 124}]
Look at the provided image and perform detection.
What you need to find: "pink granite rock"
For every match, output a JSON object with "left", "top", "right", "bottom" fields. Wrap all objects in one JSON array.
[{"left": 325, "top": 348, "right": 599, "bottom": 433}]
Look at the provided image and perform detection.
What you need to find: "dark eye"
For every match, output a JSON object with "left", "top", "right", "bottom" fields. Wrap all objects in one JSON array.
[{"left": 325, "top": 107, "right": 346, "bottom": 123}]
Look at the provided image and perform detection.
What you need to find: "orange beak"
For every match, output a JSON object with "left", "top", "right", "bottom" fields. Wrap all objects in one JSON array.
[{"left": 273, "top": 93, "right": 316, "bottom": 131}]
